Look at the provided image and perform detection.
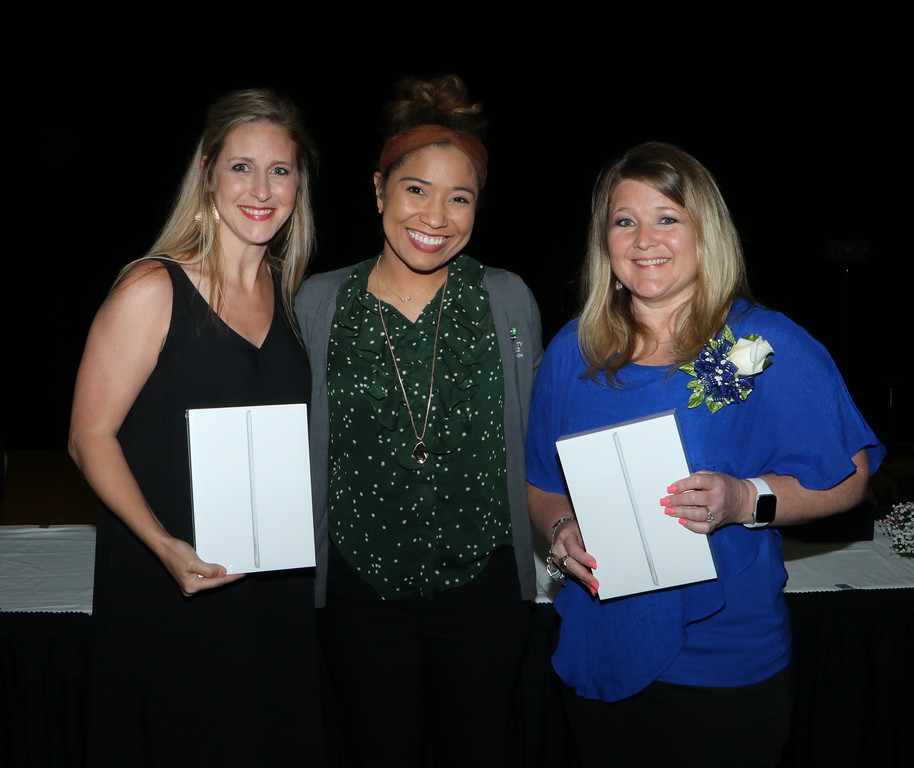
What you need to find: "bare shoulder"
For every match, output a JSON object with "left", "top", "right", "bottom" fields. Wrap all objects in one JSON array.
[
  {"left": 94, "top": 259, "right": 174, "bottom": 338},
  {"left": 106, "top": 259, "right": 173, "bottom": 308},
  {"left": 114, "top": 258, "right": 173, "bottom": 298},
  {"left": 73, "top": 260, "right": 176, "bottom": 430}
]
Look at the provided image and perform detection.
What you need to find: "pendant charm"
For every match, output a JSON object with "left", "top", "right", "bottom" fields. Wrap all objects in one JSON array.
[{"left": 412, "top": 442, "right": 429, "bottom": 464}]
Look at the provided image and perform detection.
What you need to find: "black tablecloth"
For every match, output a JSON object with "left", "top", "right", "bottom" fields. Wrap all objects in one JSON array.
[
  {"left": 517, "top": 589, "right": 913, "bottom": 768},
  {"left": 779, "top": 588, "right": 913, "bottom": 768},
  {"left": 2, "top": 591, "right": 912, "bottom": 768},
  {"left": 0, "top": 612, "right": 90, "bottom": 768}
]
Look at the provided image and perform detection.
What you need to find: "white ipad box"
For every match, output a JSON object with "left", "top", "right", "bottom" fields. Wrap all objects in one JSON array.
[
  {"left": 556, "top": 410, "right": 717, "bottom": 599},
  {"left": 186, "top": 403, "right": 315, "bottom": 574}
]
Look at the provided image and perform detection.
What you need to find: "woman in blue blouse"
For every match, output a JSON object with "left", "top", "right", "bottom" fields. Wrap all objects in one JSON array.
[
  {"left": 295, "top": 74, "right": 542, "bottom": 768},
  {"left": 525, "top": 141, "right": 885, "bottom": 768}
]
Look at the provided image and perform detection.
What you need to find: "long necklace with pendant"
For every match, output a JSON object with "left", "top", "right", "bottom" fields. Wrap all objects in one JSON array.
[{"left": 376, "top": 265, "right": 448, "bottom": 465}]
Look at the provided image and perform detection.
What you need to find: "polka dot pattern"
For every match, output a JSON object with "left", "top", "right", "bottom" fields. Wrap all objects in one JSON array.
[{"left": 326, "top": 256, "right": 512, "bottom": 599}]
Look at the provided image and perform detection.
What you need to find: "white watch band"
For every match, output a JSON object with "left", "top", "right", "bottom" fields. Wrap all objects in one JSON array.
[
  {"left": 744, "top": 477, "right": 774, "bottom": 528},
  {"left": 747, "top": 477, "right": 773, "bottom": 496}
]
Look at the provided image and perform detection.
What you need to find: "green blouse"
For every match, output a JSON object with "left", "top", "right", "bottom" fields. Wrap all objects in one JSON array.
[{"left": 326, "top": 255, "right": 512, "bottom": 600}]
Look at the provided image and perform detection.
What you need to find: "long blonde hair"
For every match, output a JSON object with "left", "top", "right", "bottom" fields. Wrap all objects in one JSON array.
[
  {"left": 577, "top": 141, "right": 752, "bottom": 383},
  {"left": 115, "top": 87, "right": 318, "bottom": 325}
]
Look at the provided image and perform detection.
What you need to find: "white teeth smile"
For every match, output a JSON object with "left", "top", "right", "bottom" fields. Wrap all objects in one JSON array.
[
  {"left": 408, "top": 229, "right": 448, "bottom": 246},
  {"left": 635, "top": 258, "right": 669, "bottom": 266},
  {"left": 241, "top": 207, "right": 273, "bottom": 215}
]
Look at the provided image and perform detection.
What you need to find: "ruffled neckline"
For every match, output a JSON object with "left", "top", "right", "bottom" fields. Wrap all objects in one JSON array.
[{"left": 334, "top": 254, "right": 494, "bottom": 467}]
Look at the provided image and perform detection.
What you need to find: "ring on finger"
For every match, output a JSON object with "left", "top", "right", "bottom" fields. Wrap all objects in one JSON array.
[
  {"left": 706, "top": 507, "right": 714, "bottom": 523},
  {"left": 560, "top": 554, "right": 572, "bottom": 570}
]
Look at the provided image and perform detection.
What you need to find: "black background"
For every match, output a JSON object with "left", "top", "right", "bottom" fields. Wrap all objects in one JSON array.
[{"left": 5, "top": 7, "right": 912, "bottom": 453}]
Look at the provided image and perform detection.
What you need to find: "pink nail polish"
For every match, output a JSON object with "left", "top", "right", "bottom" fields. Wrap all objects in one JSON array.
[
  {"left": 659, "top": 496, "right": 669, "bottom": 506},
  {"left": 678, "top": 517, "right": 689, "bottom": 526},
  {"left": 667, "top": 485, "right": 677, "bottom": 493}
]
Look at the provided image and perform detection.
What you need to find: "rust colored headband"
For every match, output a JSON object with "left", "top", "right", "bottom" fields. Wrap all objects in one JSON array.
[{"left": 378, "top": 124, "right": 488, "bottom": 189}]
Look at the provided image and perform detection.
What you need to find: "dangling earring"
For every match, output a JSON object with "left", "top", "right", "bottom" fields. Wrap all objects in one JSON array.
[
  {"left": 194, "top": 209, "right": 203, "bottom": 224},
  {"left": 615, "top": 280, "right": 623, "bottom": 291},
  {"left": 212, "top": 203, "right": 220, "bottom": 223}
]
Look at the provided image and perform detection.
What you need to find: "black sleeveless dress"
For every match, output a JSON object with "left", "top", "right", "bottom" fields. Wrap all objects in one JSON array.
[{"left": 87, "top": 263, "right": 326, "bottom": 767}]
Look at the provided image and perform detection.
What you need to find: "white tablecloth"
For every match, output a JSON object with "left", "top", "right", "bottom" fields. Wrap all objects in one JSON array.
[
  {"left": 0, "top": 525, "right": 95, "bottom": 613},
  {"left": 782, "top": 525, "right": 914, "bottom": 592},
  {"left": 1, "top": 523, "right": 912, "bottom": 614}
]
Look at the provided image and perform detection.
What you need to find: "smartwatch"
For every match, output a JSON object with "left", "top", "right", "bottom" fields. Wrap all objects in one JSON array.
[{"left": 744, "top": 477, "right": 776, "bottom": 528}]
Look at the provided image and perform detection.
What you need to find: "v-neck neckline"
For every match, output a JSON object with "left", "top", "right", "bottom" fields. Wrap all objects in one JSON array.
[{"left": 174, "top": 264, "right": 275, "bottom": 350}]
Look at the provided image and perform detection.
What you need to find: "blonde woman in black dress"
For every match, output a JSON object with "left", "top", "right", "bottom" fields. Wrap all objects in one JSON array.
[{"left": 69, "top": 88, "right": 327, "bottom": 767}]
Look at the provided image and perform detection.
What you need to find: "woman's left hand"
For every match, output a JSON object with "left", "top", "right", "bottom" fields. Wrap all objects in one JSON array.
[{"left": 660, "top": 470, "right": 752, "bottom": 533}]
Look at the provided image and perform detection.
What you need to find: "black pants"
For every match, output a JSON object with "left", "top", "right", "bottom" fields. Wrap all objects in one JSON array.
[
  {"left": 562, "top": 665, "right": 792, "bottom": 768},
  {"left": 318, "top": 545, "right": 533, "bottom": 768}
]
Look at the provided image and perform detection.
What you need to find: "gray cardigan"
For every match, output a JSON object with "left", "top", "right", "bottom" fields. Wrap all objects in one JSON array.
[{"left": 294, "top": 259, "right": 543, "bottom": 607}]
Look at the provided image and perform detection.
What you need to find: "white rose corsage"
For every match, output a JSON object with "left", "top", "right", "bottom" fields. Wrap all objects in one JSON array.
[{"left": 679, "top": 325, "right": 774, "bottom": 413}]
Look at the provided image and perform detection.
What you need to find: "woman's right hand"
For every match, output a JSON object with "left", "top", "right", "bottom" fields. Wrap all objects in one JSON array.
[
  {"left": 528, "top": 483, "right": 600, "bottom": 596},
  {"left": 157, "top": 535, "right": 245, "bottom": 597},
  {"left": 551, "top": 519, "right": 599, "bottom": 596}
]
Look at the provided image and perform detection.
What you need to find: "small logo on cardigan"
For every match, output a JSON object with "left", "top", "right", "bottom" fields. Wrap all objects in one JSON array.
[{"left": 509, "top": 327, "right": 524, "bottom": 358}]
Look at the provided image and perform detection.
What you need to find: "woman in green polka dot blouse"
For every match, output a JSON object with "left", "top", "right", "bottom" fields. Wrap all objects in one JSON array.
[{"left": 295, "top": 73, "right": 543, "bottom": 768}]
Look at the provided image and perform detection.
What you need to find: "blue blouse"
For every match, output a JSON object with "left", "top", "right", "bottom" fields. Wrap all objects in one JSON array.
[{"left": 525, "top": 299, "right": 886, "bottom": 702}]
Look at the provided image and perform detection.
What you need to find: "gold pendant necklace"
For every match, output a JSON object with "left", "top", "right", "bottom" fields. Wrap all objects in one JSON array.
[
  {"left": 376, "top": 264, "right": 448, "bottom": 465},
  {"left": 376, "top": 263, "right": 445, "bottom": 302}
]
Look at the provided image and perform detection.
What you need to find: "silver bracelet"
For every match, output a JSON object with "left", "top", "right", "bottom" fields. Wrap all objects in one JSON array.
[
  {"left": 545, "top": 554, "right": 564, "bottom": 582},
  {"left": 550, "top": 516, "right": 577, "bottom": 549},
  {"left": 546, "top": 516, "right": 577, "bottom": 582}
]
